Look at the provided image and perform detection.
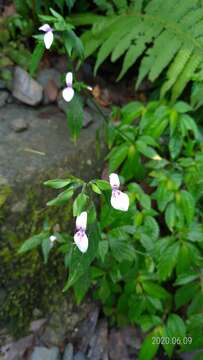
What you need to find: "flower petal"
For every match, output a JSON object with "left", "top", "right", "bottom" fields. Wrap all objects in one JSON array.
[
  {"left": 111, "top": 190, "right": 129, "bottom": 212},
  {"left": 62, "top": 87, "right": 74, "bottom": 102},
  {"left": 76, "top": 211, "right": 87, "bottom": 230},
  {"left": 44, "top": 31, "right": 54, "bottom": 49},
  {"left": 74, "top": 231, "right": 88, "bottom": 253},
  {"left": 109, "top": 173, "right": 120, "bottom": 188},
  {"left": 49, "top": 235, "right": 57, "bottom": 242},
  {"left": 66, "top": 72, "right": 73, "bottom": 86},
  {"left": 39, "top": 24, "right": 51, "bottom": 32}
]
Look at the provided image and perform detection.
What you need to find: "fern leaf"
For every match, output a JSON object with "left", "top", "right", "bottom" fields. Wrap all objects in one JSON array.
[
  {"left": 149, "top": 32, "right": 181, "bottom": 81},
  {"left": 94, "top": 16, "right": 135, "bottom": 74},
  {"left": 160, "top": 47, "right": 194, "bottom": 98},
  {"left": 118, "top": 42, "right": 146, "bottom": 80},
  {"left": 172, "top": 52, "right": 202, "bottom": 101}
]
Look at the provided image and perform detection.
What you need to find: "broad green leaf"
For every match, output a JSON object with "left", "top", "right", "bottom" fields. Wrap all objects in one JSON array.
[
  {"left": 174, "top": 272, "right": 199, "bottom": 286},
  {"left": 94, "top": 180, "right": 111, "bottom": 190},
  {"left": 18, "top": 233, "right": 46, "bottom": 254},
  {"left": 165, "top": 202, "right": 176, "bottom": 231},
  {"left": 139, "top": 330, "right": 160, "bottom": 360},
  {"left": 179, "top": 190, "right": 195, "bottom": 225},
  {"left": 44, "top": 178, "right": 72, "bottom": 189},
  {"left": 73, "top": 193, "right": 88, "bottom": 216},
  {"left": 173, "top": 101, "right": 192, "bottom": 113},
  {"left": 73, "top": 271, "right": 91, "bottom": 304},
  {"left": 175, "top": 282, "right": 199, "bottom": 309},
  {"left": 63, "top": 222, "right": 101, "bottom": 291},
  {"left": 136, "top": 140, "right": 159, "bottom": 159},
  {"left": 66, "top": 95, "right": 84, "bottom": 141},
  {"left": 91, "top": 183, "right": 102, "bottom": 194},
  {"left": 108, "top": 144, "right": 129, "bottom": 172},
  {"left": 29, "top": 42, "right": 44, "bottom": 77},
  {"left": 121, "top": 101, "right": 143, "bottom": 124},
  {"left": 158, "top": 242, "right": 180, "bottom": 281},
  {"left": 142, "top": 281, "right": 170, "bottom": 300},
  {"left": 47, "top": 188, "right": 74, "bottom": 206},
  {"left": 41, "top": 237, "right": 52, "bottom": 264},
  {"left": 98, "top": 240, "right": 109, "bottom": 262}
]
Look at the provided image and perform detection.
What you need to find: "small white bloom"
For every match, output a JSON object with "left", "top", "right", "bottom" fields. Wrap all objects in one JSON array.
[
  {"left": 62, "top": 72, "right": 74, "bottom": 102},
  {"left": 39, "top": 24, "right": 54, "bottom": 49},
  {"left": 49, "top": 235, "right": 57, "bottom": 247},
  {"left": 109, "top": 173, "right": 129, "bottom": 212},
  {"left": 74, "top": 211, "right": 88, "bottom": 253}
]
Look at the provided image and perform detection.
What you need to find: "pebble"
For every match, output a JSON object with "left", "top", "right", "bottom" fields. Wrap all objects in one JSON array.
[
  {"left": 10, "top": 118, "right": 28, "bottom": 132},
  {"left": 12, "top": 66, "right": 43, "bottom": 106},
  {"left": 63, "top": 343, "right": 73, "bottom": 360},
  {"left": 30, "top": 346, "right": 61, "bottom": 360}
]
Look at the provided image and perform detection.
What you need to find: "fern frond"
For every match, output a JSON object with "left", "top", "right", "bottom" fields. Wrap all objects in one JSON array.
[{"left": 73, "top": 0, "right": 203, "bottom": 100}]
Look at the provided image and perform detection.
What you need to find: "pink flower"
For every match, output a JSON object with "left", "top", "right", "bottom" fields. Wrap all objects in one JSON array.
[
  {"left": 39, "top": 24, "right": 54, "bottom": 49},
  {"left": 62, "top": 72, "right": 74, "bottom": 102},
  {"left": 74, "top": 211, "right": 88, "bottom": 253},
  {"left": 109, "top": 173, "right": 129, "bottom": 212}
]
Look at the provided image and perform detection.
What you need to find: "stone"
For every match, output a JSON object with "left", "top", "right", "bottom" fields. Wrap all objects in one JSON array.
[
  {"left": 108, "top": 330, "right": 129, "bottom": 360},
  {"left": 1, "top": 335, "right": 34, "bottom": 360},
  {"left": 74, "top": 352, "right": 86, "bottom": 360},
  {"left": 12, "top": 66, "right": 43, "bottom": 106},
  {"left": 10, "top": 118, "right": 28, "bottom": 132},
  {"left": 30, "top": 346, "right": 60, "bottom": 360},
  {"left": 37, "top": 69, "right": 61, "bottom": 104},
  {"left": 88, "top": 320, "right": 108, "bottom": 360},
  {"left": 76, "top": 305, "right": 99, "bottom": 353},
  {"left": 0, "top": 91, "right": 9, "bottom": 107},
  {"left": 29, "top": 319, "right": 47, "bottom": 334},
  {"left": 63, "top": 343, "right": 73, "bottom": 360}
]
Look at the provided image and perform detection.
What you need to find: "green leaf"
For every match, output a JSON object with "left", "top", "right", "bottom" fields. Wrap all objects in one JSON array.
[
  {"left": 142, "top": 281, "right": 170, "bottom": 300},
  {"left": 121, "top": 101, "right": 143, "bottom": 124},
  {"left": 29, "top": 42, "right": 44, "bottom": 77},
  {"left": 158, "top": 242, "right": 180, "bottom": 281},
  {"left": 139, "top": 330, "right": 160, "bottom": 360},
  {"left": 110, "top": 238, "right": 135, "bottom": 262},
  {"left": 94, "top": 180, "right": 111, "bottom": 190},
  {"left": 44, "top": 178, "right": 72, "bottom": 189},
  {"left": 41, "top": 237, "right": 52, "bottom": 264},
  {"left": 165, "top": 202, "right": 176, "bottom": 231},
  {"left": 136, "top": 140, "right": 159, "bottom": 159},
  {"left": 63, "top": 222, "right": 101, "bottom": 291},
  {"left": 66, "top": 95, "right": 84, "bottom": 141},
  {"left": 174, "top": 272, "right": 199, "bottom": 286},
  {"left": 179, "top": 190, "right": 195, "bottom": 225},
  {"left": 73, "top": 193, "right": 88, "bottom": 216},
  {"left": 163, "top": 314, "right": 186, "bottom": 357},
  {"left": 91, "top": 183, "right": 102, "bottom": 194},
  {"left": 169, "top": 133, "right": 182, "bottom": 159},
  {"left": 108, "top": 144, "right": 129, "bottom": 172},
  {"left": 98, "top": 240, "right": 109, "bottom": 262},
  {"left": 47, "top": 188, "right": 74, "bottom": 206},
  {"left": 175, "top": 282, "right": 199, "bottom": 309},
  {"left": 173, "top": 101, "right": 192, "bottom": 113},
  {"left": 18, "top": 233, "right": 46, "bottom": 254},
  {"left": 73, "top": 271, "right": 91, "bottom": 304}
]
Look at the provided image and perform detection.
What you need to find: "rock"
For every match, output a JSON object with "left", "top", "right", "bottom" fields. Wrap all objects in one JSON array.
[
  {"left": 88, "top": 320, "right": 108, "bottom": 360},
  {"left": 108, "top": 330, "right": 129, "bottom": 360},
  {"left": 74, "top": 352, "right": 86, "bottom": 360},
  {"left": 0, "top": 91, "right": 9, "bottom": 107},
  {"left": 37, "top": 69, "right": 61, "bottom": 104},
  {"left": 30, "top": 346, "right": 60, "bottom": 360},
  {"left": 29, "top": 319, "right": 47, "bottom": 334},
  {"left": 76, "top": 305, "right": 99, "bottom": 353},
  {"left": 63, "top": 343, "right": 73, "bottom": 360},
  {"left": 1, "top": 335, "right": 34, "bottom": 360},
  {"left": 10, "top": 118, "right": 28, "bottom": 132},
  {"left": 12, "top": 66, "right": 43, "bottom": 106}
]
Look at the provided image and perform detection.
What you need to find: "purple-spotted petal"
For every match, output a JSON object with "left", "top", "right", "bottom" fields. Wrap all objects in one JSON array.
[
  {"left": 111, "top": 190, "right": 129, "bottom": 212},
  {"left": 74, "top": 231, "right": 88, "bottom": 253},
  {"left": 39, "top": 24, "right": 52, "bottom": 32},
  {"left": 76, "top": 211, "right": 87, "bottom": 231},
  {"left": 62, "top": 87, "right": 74, "bottom": 102},
  {"left": 109, "top": 173, "right": 120, "bottom": 189},
  {"left": 66, "top": 72, "right": 73, "bottom": 87},
  {"left": 44, "top": 30, "right": 54, "bottom": 49}
]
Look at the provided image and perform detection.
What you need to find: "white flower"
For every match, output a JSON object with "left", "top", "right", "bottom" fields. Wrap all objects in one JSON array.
[
  {"left": 39, "top": 24, "right": 54, "bottom": 49},
  {"left": 49, "top": 235, "right": 57, "bottom": 247},
  {"left": 109, "top": 173, "right": 129, "bottom": 212},
  {"left": 74, "top": 211, "right": 88, "bottom": 253},
  {"left": 62, "top": 72, "right": 74, "bottom": 102}
]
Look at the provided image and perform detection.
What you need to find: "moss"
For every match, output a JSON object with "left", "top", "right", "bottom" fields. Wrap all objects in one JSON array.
[{"left": 0, "top": 176, "right": 73, "bottom": 337}]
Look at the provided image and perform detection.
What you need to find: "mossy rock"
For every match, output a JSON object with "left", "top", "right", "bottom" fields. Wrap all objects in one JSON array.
[{"left": 0, "top": 103, "right": 106, "bottom": 336}]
